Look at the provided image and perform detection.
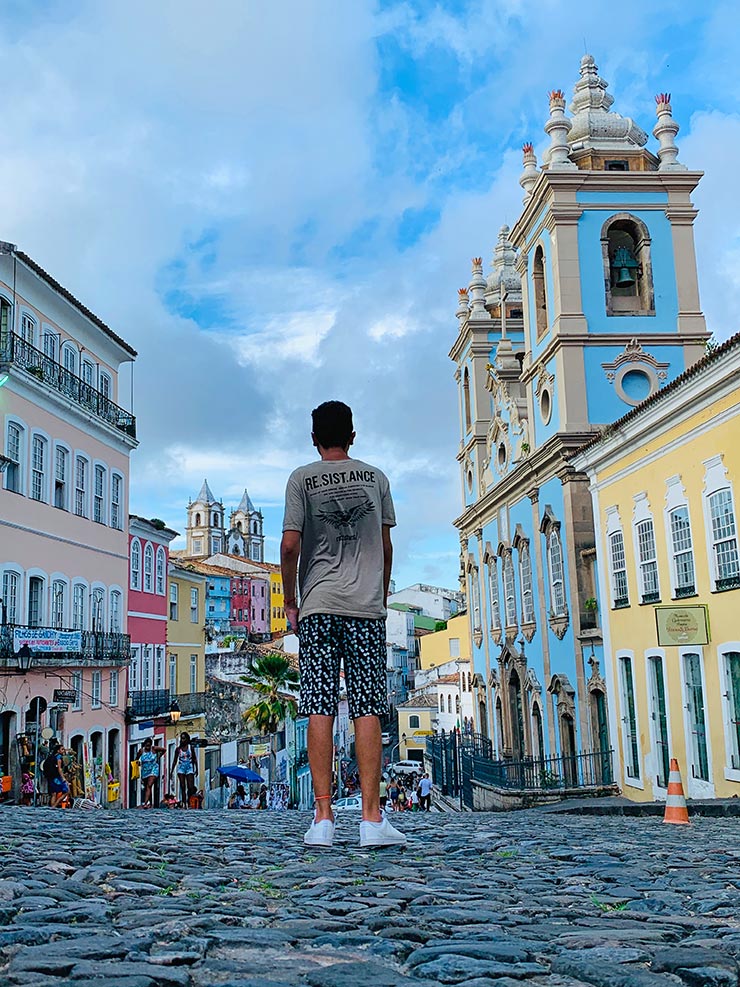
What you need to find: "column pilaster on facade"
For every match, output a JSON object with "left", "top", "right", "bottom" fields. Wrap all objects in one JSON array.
[
  {"left": 544, "top": 91, "right": 576, "bottom": 171},
  {"left": 653, "top": 94, "right": 686, "bottom": 171}
]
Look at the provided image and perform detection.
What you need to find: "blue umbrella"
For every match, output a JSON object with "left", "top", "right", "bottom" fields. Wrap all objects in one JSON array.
[{"left": 217, "top": 764, "right": 264, "bottom": 784}]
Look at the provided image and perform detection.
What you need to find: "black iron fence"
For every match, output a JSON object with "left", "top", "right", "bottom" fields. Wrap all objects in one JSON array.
[
  {"left": 427, "top": 729, "right": 614, "bottom": 809},
  {"left": 174, "top": 691, "right": 207, "bottom": 716},
  {"left": 127, "top": 689, "right": 171, "bottom": 719},
  {"left": 0, "top": 332, "right": 136, "bottom": 438}
]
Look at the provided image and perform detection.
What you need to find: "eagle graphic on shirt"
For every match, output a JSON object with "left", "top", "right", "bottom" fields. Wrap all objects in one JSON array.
[{"left": 316, "top": 499, "right": 375, "bottom": 529}]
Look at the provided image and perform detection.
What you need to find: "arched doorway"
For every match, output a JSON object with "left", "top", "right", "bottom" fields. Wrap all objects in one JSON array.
[
  {"left": 0, "top": 710, "right": 18, "bottom": 798},
  {"left": 561, "top": 713, "right": 577, "bottom": 787},
  {"left": 531, "top": 701, "right": 545, "bottom": 763},
  {"left": 495, "top": 696, "right": 504, "bottom": 757},
  {"left": 508, "top": 668, "right": 525, "bottom": 760}
]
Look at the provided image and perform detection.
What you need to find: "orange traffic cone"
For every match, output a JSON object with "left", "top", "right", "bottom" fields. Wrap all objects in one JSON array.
[{"left": 663, "top": 758, "right": 690, "bottom": 825}]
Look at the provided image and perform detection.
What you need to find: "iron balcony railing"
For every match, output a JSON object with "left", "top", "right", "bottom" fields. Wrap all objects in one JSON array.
[
  {"left": 0, "top": 331, "right": 136, "bottom": 439},
  {"left": 127, "top": 689, "right": 171, "bottom": 719},
  {"left": 0, "top": 623, "right": 130, "bottom": 667}
]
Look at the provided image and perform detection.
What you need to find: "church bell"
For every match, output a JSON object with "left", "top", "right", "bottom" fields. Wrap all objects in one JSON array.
[{"left": 612, "top": 245, "right": 639, "bottom": 287}]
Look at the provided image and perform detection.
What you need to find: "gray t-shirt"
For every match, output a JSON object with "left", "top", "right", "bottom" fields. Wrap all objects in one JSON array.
[{"left": 282, "top": 458, "right": 396, "bottom": 620}]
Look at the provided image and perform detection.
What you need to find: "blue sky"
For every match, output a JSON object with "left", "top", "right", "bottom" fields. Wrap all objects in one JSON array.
[{"left": 1, "top": 0, "right": 739, "bottom": 589}]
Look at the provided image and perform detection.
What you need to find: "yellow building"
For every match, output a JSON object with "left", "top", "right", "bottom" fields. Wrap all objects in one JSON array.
[
  {"left": 419, "top": 614, "right": 471, "bottom": 672},
  {"left": 166, "top": 561, "right": 208, "bottom": 786},
  {"left": 397, "top": 695, "right": 437, "bottom": 762},
  {"left": 268, "top": 567, "right": 286, "bottom": 636},
  {"left": 572, "top": 335, "right": 740, "bottom": 801}
]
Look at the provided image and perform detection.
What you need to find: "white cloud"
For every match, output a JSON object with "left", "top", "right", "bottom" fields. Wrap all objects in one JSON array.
[{"left": 2, "top": 0, "right": 739, "bottom": 588}]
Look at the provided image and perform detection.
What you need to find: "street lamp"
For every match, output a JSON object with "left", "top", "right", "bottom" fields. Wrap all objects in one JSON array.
[
  {"left": 169, "top": 699, "right": 181, "bottom": 724},
  {"left": 17, "top": 644, "right": 32, "bottom": 673}
]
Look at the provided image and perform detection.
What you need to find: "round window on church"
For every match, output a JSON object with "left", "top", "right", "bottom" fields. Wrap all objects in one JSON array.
[
  {"left": 614, "top": 364, "right": 657, "bottom": 407},
  {"left": 497, "top": 442, "right": 507, "bottom": 471},
  {"left": 539, "top": 387, "right": 552, "bottom": 424}
]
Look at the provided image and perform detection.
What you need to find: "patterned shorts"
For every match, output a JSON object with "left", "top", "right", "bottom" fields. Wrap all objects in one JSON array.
[{"left": 298, "top": 613, "right": 388, "bottom": 720}]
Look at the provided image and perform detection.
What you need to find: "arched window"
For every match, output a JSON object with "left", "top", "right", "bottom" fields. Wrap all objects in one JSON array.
[
  {"left": 409, "top": 714, "right": 420, "bottom": 729},
  {"left": 447, "top": 694, "right": 452, "bottom": 714},
  {"left": 27, "top": 575, "right": 44, "bottom": 627},
  {"left": 143, "top": 543, "right": 154, "bottom": 593},
  {"left": 51, "top": 579, "right": 66, "bottom": 629},
  {"left": 2, "top": 570, "right": 21, "bottom": 624},
  {"left": 548, "top": 528, "right": 566, "bottom": 616},
  {"left": 4, "top": 419, "right": 25, "bottom": 494},
  {"left": 463, "top": 367, "right": 472, "bottom": 431},
  {"left": 502, "top": 550, "right": 517, "bottom": 627},
  {"left": 487, "top": 556, "right": 501, "bottom": 631},
  {"left": 130, "top": 539, "right": 141, "bottom": 591},
  {"left": 91, "top": 587, "right": 105, "bottom": 631},
  {"left": 62, "top": 343, "right": 78, "bottom": 376},
  {"left": 252, "top": 521, "right": 259, "bottom": 534},
  {"left": 519, "top": 543, "right": 535, "bottom": 624},
  {"left": 30, "top": 434, "right": 48, "bottom": 502},
  {"left": 20, "top": 313, "right": 37, "bottom": 347},
  {"left": 602, "top": 214, "right": 655, "bottom": 316},
  {"left": 72, "top": 583, "right": 86, "bottom": 630},
  {"left": 156, "top": 547, "right": 166, "bottom": 595},
  {"left": 195, "top": 512, "right": 201, "bottom": 527},
  {"left": 532, "top": 245, "right": 549, "bottom": 337},
  {"left": 455, "top": 695, "right": 461, "bottom": 715},
  {"left": 469, "top": 565, "right": 482, "bottom": 635},
  {"left": 439, "top": 694, "right": 444, "bottom": 713},
  {"left": 110, "top": 590, "right": 122, "bottom": 632},
  {"left": 213, "top": 512, "right": 219, "bottom": 526}
]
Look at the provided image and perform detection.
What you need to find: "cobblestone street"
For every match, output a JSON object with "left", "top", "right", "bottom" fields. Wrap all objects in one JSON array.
[{"left": 0, "top": 809, "right": 739, "bottom": 986}]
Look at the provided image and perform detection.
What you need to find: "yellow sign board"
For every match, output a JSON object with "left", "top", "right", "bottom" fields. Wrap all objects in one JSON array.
[
  {"left": 655, "top": 605, "right": 710, "bottom": 647},
  {"left": 412, "top": 730, "right": 434, "bottom": 737}
]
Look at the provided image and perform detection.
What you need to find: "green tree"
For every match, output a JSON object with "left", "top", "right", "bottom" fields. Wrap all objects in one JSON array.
[{"left": 241, "top": 653, "right": 299, "bottom": 736}]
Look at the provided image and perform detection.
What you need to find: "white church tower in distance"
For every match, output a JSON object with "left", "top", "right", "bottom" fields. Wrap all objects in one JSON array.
[{"left": 185, "top": 479, "right": 225, "bottom": 557}]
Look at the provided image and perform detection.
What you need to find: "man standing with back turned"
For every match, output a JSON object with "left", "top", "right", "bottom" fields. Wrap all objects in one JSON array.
[{"left": 281, "top": 400, "right": 406, "bottom": 849}]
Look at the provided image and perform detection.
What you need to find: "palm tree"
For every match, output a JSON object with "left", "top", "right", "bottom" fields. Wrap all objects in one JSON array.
[{"left": 241, "top": 654, "right": 299, "bottom": 782}]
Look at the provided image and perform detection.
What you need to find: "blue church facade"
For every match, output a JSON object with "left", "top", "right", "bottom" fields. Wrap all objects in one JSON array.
[{"left": 451, "top": 58, "right": 707, "bottom": 769}]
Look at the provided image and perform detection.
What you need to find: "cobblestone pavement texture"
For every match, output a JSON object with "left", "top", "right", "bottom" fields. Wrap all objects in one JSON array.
[{"left": 0, "top": 808, "right": 739, "bottom": 986}]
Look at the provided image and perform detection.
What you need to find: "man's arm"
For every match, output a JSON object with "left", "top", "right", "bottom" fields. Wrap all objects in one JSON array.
[
  {"left": 382, "top": 525, "right": 393, "bottom": 603},
  {"left": 281, "top": 529, "right": 302, "bottom": 630}
]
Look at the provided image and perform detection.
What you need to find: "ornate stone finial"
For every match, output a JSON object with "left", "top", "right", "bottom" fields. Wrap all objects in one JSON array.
[
  {"left": 567, "top": 54, "right": 648, "bottom": 153},
  {"left": 468, "top": 258, "right": 489, "bottom": 318},
  {"left": 544, "top": 89, "right": 576, "bottom": 170},
  {"left": 456, "top": 287, "right": 470, "bottom": 322},
  {"left": 486, "top": 225, "right": 521, "bottom": 320},
  {"left": 653, "top": 92, "right": 686, "bottom": 171},
  {"left": 519, "top": 141, "right": 539, "bottom": 201}
]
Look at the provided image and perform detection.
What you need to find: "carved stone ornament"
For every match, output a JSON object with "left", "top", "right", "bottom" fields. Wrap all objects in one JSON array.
[
  {"left": 548, "top": 672, "right": 577, "bottom": 718},
  {"left": 473, "top": 629, "right": 483, "bottom": 648},
  {"left": 601, "top": 338, "right": 669, "bottom": 382},
  {"left": 521, "top": 620, "right": 537, "bottom": 644},
  {"left": 488, "top": 668, "right": 500, "bottom": 690},
  {"left": 534, "top": 363, "right": 555, "bottom": 400},
  {"left": 548, "top": 605, "right": 570, "bottom": 641},
  {"left": 587, "top": 655, "right": 606, "bottom": 694},
  {"left": 525, "top": 667, "right": 542, "bottom": 694}
]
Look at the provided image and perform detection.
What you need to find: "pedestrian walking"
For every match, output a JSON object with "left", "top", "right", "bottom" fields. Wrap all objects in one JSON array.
[
  {"left": 379, "top": 778, "right": 387, "bottom": 810},
  {"left": 418, "top": 772, "right": 433, "bottom": 811},
  {"left": 388, "top": 780, "right": 399, "bottom": 811},
  {"left": 397, "top": 786, "right": 408, "bottom": 812},
  {"left": 170, "top": 732, "right": 198, "bottom": 807},
  {"left": 409, "top": 787, "right": 420, "bottom": 812},
  {"left": 42, "top": 742, "right": 69, "bottom": 808},
  {"left": 135, "top": 738, "right": 166, "bottom": 808},
  {"left": 281, "top": 400, "right": 406, "bottom": 849}
]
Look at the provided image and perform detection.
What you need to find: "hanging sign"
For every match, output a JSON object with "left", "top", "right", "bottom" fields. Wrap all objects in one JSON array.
[
  {"left": 655, "top": 605, "right": 710, "bottom": 647},
  {"left": 14, "top": 629, "right": 82, "bottom": 653},
  {"left": 53, "top": 689, "right": 77, "bottom": 703}
]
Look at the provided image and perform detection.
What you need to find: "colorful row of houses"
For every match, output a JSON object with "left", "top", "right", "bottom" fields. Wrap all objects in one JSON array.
[
  {"left": 451, "top": 56, "right": 739, "bottom": 803},
  {"left": 0, "top": 242, "right": 288, "bottom": 807}
]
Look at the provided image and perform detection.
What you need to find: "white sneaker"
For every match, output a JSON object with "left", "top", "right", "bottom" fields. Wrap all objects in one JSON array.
[
  {"left": 304, "top": 816, "right": 335, "bottom": 848},
  {"left": 359, "top": 817, "right": 407, "bottom": 848}
]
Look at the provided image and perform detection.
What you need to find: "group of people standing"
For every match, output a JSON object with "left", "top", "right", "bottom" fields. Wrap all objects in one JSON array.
[
  {"left": 380, "top": 772, "right": 433, "bottom": 812},
  {"left": 133, "top": 732, "right": 200, "bottom": 809}
]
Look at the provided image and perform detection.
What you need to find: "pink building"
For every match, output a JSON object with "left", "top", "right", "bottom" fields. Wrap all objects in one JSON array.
[
  {"left": 125, "top": 516, "right": 178, "bottom": 807},
  {"left": 0, "top": 243, "right": 137, "bottom": 807}
]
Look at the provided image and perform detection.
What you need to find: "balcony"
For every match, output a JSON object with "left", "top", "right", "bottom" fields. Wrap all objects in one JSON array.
[
  {"left": 0, "top": 332, "right": 136, "bottom": 439},
  {"left": 127, "top": 689, "right": 171, "bottom": 719},
  {"left": 0, "top": 624, "right": 131, "bottom": 668}
]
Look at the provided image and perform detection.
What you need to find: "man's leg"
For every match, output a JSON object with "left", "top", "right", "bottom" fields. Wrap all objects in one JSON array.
[
  {"left": 355, "top": 714, "right": 382, "bottom": 822},
  {"left": 308, "top": 714, "right": 335, "bottom": 822}
]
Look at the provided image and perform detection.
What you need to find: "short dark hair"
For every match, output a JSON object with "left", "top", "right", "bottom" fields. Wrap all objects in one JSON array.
[{"left": 312, "top": 401, "right": 353, "bottom": 450}]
